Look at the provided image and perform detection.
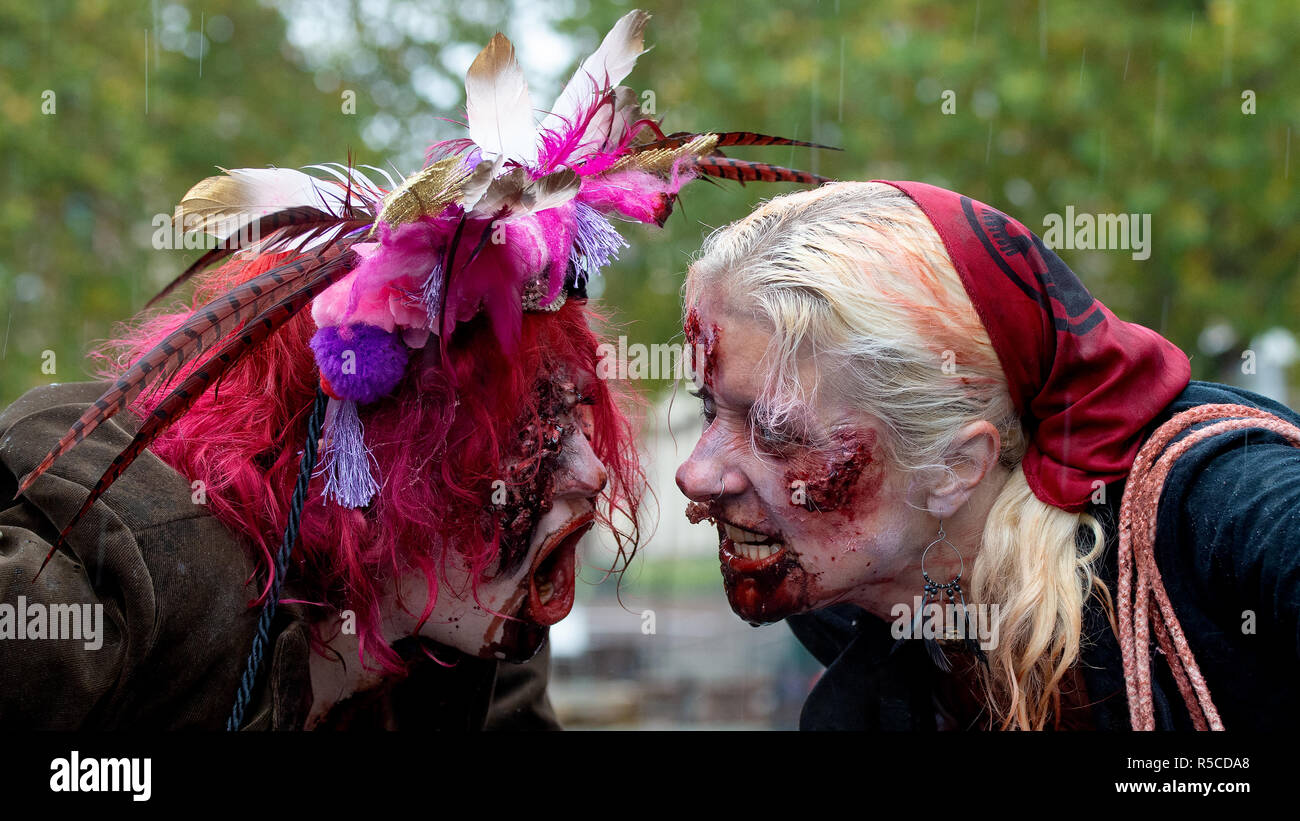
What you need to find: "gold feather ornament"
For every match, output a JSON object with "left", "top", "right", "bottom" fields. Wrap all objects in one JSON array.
[{"left": 370, "top": 156, "right": 473, "bottom": 233}]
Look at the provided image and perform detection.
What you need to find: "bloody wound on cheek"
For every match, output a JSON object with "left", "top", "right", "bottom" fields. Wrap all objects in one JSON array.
[
  {"left": 784, "top": 430, "right": 880, "bottom": 512},
  {"left": 486, "top": 380, "right": 573, "bottom": 573}
]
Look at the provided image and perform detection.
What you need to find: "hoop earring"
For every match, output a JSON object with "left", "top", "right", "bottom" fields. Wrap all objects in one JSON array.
[
  {"left": 921, "top": 521, "right": 966, "bottom": 616},
  {"left": 916, "top": 521, "right": 983, "bottom": 671}
]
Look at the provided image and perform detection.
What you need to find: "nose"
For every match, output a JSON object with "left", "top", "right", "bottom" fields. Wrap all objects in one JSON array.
[
  {"left": 675, "top": 432, "right": 748, "bottom": 502},
  {"left": 554, "top": 429, "right": 609, "bottom": 499}
]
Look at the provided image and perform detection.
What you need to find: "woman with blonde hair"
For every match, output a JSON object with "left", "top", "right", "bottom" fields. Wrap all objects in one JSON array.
[{"left": 676, "top": 180, "right": 1300, "bottom": 730}]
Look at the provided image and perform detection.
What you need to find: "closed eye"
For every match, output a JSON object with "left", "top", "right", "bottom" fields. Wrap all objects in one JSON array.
[
  {"left": 752, "top": 420, "right": 802, "bottom": 455},
  {"left": 688, "top": 388, "right": 716, "bottom": 425},
  {"left": 570, "top": 388, "right": 597, "bottom": 439},
  {"left": 749, "top": 403, "right": 815, "bottom": 455}
]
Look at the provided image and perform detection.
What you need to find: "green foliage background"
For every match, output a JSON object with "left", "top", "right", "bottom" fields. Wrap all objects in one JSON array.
[{"left": 2, "top": 0, "right": 1297, "bottom": 405}]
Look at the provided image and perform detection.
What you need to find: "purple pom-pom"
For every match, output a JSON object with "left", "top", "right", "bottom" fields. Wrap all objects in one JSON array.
[{"left": 310, "top": 323, "right": 409, "bottom": 404}]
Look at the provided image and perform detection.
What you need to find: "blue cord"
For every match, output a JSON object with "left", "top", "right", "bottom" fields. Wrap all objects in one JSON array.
[{"left": 226, "top": 387, "right": 329, "bottom": 731}]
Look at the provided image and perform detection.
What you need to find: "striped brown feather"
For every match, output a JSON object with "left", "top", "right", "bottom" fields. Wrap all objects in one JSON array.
[
  {"left": 632, "top": 131, "right": 838, "bottom": 153},
  {"left": 692, "top": 156, "right": 831, "bottom": 186},
  {"left": 15, "top": 246, "right": 357, "bottom": 498},
  {"left": 31, "top": 255, "right": 356, "bottom": 574},
  {"left": 147, "top": 206, "right": 370, "bottom": 308}
]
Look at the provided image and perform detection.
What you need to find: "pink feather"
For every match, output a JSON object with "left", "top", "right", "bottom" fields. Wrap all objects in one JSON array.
[
  {"left": 577, "top": 164, "right": 698, "bottom": 225},
  {"left": 311, "top": 219, "right": 451, "bottom": 332}
]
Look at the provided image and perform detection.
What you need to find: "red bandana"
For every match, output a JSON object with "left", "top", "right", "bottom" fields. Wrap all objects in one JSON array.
[{"left": 877, "top": 180, "right": 1191, "bottom": 512}]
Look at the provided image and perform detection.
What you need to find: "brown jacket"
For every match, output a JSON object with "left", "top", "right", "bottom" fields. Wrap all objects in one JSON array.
[{"left": 0, "top": 382, "right": 558, "bottom": 730}]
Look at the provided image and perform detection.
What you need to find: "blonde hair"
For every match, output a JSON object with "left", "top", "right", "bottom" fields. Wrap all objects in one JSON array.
[{"left": 685, "top": 181, "right": 1112, "bottom": 730}]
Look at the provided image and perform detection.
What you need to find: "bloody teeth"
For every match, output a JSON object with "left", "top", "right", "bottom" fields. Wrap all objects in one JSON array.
[
  {"left": 537, "top": 581, "right": 554, "bottom": 604},
  {"left": 730, "top": 542, "right": 784, "bottom": 560},
  {"left": 722, "top": 522, "right": 775, "bottom": 545}
]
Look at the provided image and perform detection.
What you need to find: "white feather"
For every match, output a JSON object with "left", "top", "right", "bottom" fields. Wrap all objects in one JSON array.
[
  {"left": 465, "top": 33, "right": 538, "bottom": 167},
  {"left": 303, "top": 163, "right": 387, "bottom": 208},
  {"left": 173, "top": 166, "right": 368, "bottom": 257},
  {"left": 539, "top": 10, "right": 650, "bottom": 154},
  {"left": 359, "top": 164, "right": 402, "bottom": 192},
  {"left": 223, "top": 167, "right": 346, "bottom": 215}
]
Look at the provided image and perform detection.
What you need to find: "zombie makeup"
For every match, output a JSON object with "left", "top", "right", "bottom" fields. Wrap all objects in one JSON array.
[
  {"left": 714, "top": 514, "right": 812, "bottom": 625},
  {"left": 488, "top": 378, "right": 574, "bottom": 575},
  {"left": 419, "top": 374, "right": 607, "bottom": 663},
  {"left": 484, "top": 510, "right": 595, "bottom": 662},
  {"left": 480, "top": 377, "right": 600, "bottom": 659},
  {"left": 685, "top": 500, "right": 713, "bottom": 523},
  {"left": 684, "top": 304, "right": 720, "bottom": 390},
  {"left": 676, "top": 294, "right": 927, "bottom": 628},
  {"left": 783, "top": 429, "right": 885, "bottom": 514},
  {"left": 708, "top": 427, "right": 886, "bottom": 624}
]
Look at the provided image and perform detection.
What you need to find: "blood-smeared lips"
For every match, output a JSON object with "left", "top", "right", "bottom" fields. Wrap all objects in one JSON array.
[
  {"left": 711, "top": 514, "right": 811, "bottom": 625},
  {"left": 524, "top": 512, "right": 593, "bottom": 626}
]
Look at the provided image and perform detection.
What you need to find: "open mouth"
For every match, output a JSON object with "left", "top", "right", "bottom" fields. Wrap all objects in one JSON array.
[
  {"left": 716, "top": 517, "right": 787, "bottom": 570},
  {"left": 524, "top": 512, "right": 594, "bottom": 626}
]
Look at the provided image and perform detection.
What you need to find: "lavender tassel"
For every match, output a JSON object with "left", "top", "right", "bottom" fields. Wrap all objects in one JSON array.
[
  {"left": 315, "top": 397, "right": 379, "bottom": 508},
  {"left": 421, "top": 259, "right": 444, "bottom": 332},
  {"left": 570, "top": 202, "right": 628, "bottom": 285}
]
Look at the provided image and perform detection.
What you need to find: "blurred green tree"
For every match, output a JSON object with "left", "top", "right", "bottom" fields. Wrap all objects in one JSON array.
[
  {"left": 2, "top": 0, "right": 1296, "bottom": 405},
  {"left": 579, "top": 0, "right": 1300, "bottom": 396}
]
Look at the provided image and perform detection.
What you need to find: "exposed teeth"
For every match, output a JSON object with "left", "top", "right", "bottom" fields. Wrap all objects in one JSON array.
[
  {"left": 723, "top": 523, "right": 773, "bottom": 544},
  {"left": 537, "top": 580, "right": 554, "bottom": 604},
  {"left": 729, "top": 541, "right": 784, "bottom": 561}
]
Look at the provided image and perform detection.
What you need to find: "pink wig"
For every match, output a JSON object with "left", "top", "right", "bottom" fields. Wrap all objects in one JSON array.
[{"left": 96, "top": 251, "right": 645, "bottom": 671}]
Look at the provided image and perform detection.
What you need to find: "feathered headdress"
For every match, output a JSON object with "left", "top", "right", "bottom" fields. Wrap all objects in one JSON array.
[{"left": 16, "top": 9, "right": 828, "bottom": 560}]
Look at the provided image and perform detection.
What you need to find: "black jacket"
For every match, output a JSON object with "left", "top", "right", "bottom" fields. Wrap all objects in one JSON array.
[
  {"left": 789, "top": 381, "right": 1300, "bottom": 730},
  {"left": 0, "top": 382, "right": 559, "bottom": 730}
]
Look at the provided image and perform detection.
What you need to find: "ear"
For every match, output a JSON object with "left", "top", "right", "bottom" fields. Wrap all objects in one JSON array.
[{"left": 924, "top": 420, "right": 1002, "bottom": 520}]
